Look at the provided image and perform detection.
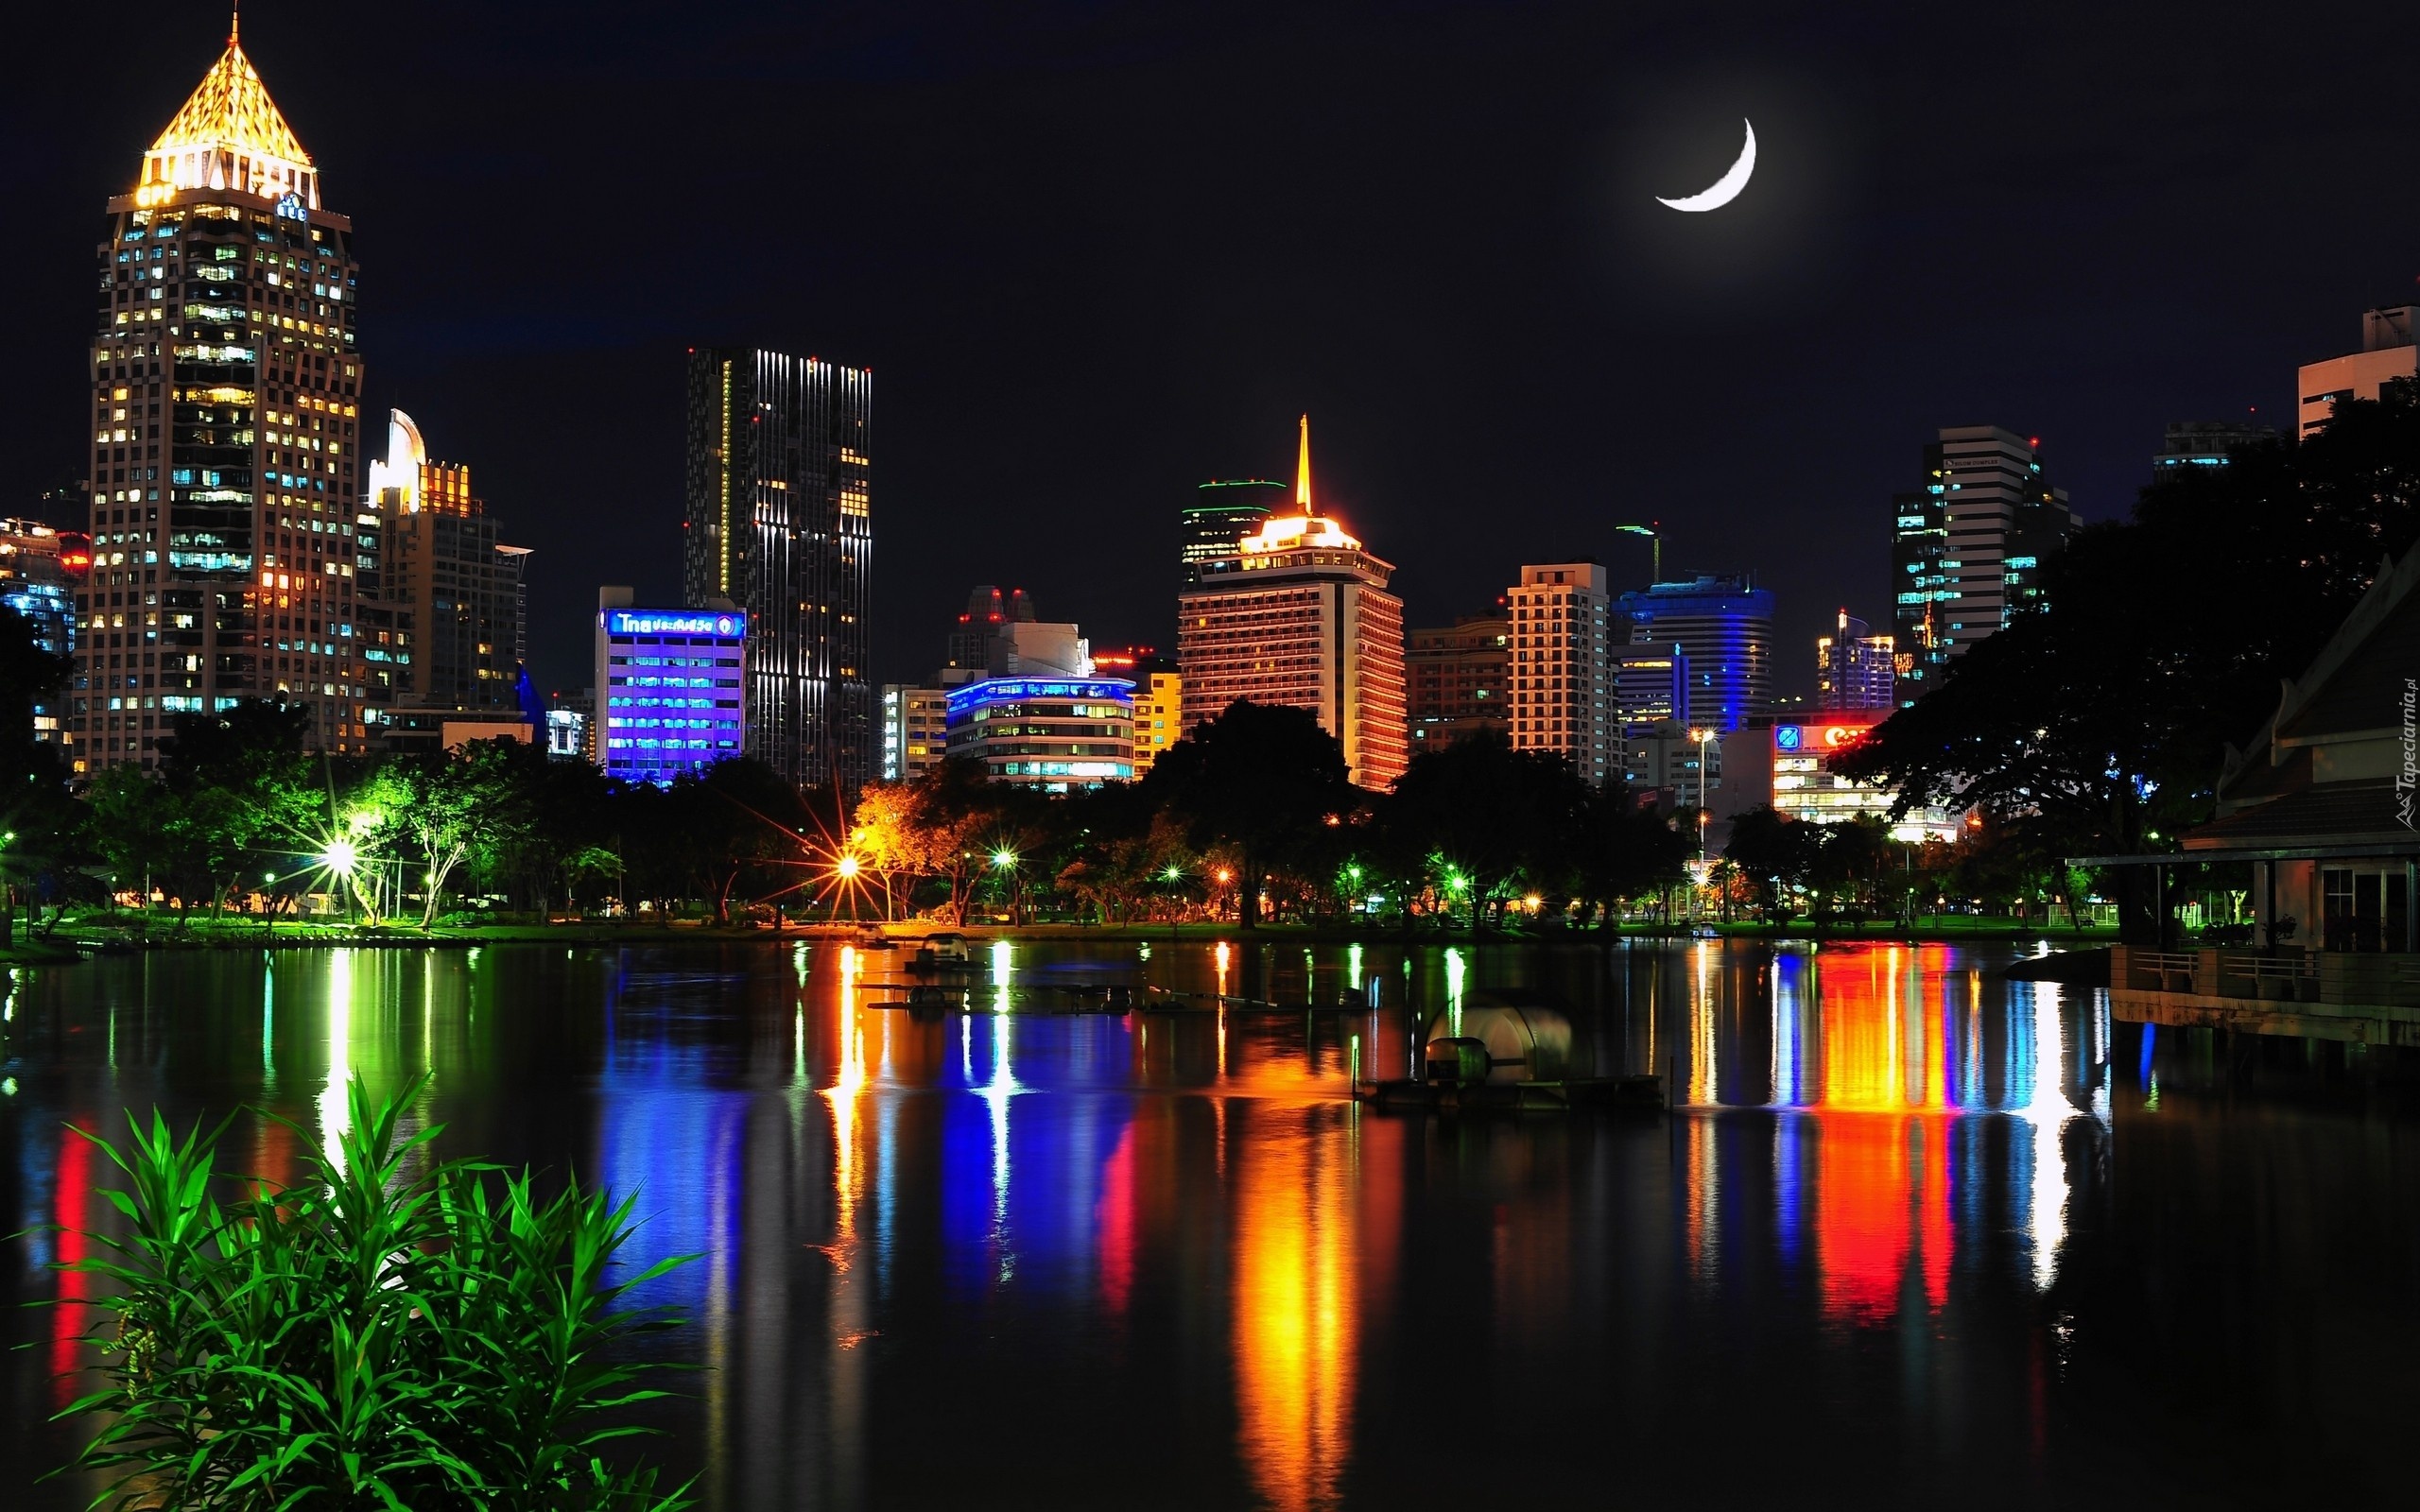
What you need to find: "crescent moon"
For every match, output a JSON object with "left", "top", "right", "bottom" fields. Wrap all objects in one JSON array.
[{"left": 1657, "top": 120, "right": 1756, "bottom": 212}]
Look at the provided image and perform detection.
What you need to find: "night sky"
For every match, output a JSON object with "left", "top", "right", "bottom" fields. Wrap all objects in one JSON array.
[{"left": 11, "top": 1, "right": 2417, "bottom": 697}]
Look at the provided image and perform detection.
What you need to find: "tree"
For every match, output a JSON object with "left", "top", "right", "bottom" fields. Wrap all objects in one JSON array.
[
  {"left": 154, "top": 700, "right": 321, "bottom": 920},
  {"left": 1378, "top": 731, "right": 1594, "bottom": 929},
  {"left": 1835, "top": 384, "right": 2420, "bottom": 941},
  {"left": 1143, "top": 701, "right": 1356, "bottom": 928},
  {"left": 368, "top": 739, "right": 539, "bottom": 930},
  {"left": 1723, "top": 805, "right": 1820, "bottom": 921}
]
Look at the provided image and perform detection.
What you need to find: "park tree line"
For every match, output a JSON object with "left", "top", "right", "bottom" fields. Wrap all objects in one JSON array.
[{"left": 0, "top": 665, "right": 1693, "bottom": 929}]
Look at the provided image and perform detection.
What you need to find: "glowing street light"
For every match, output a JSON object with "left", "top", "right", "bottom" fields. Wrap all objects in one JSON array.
[
  {"left": 992, "top": 848, "right": 1018, "bottom": 870},
  {"left": 835, "top": 853, "right": 862, "bottom": 880},
  {"left": 1162, "top": 864, "right": 1184, "bottom": 883},
  {"left": 320, "top": 838, "right": 359, "bottom": 875}
]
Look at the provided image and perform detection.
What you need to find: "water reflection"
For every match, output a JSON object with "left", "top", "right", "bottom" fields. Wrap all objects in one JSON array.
[{"left": 13, "top": 936, "right": 2412, "bottom": 1511}]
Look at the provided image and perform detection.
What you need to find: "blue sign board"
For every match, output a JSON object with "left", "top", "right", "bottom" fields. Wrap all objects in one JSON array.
[
  {"left": 946, "top": 677, "right": 1134, "bottom": 716},
  {"left": 605, "top": 609, "right": 746, "bottom": 639},
  {"left": 1773, "top": 725, "right": 1805, "bottom": 752}
]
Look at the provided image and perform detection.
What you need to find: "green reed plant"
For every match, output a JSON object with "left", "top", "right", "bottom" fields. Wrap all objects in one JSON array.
[{"left": 49, "top": 1074, "right": 694, "bottom": 1510}]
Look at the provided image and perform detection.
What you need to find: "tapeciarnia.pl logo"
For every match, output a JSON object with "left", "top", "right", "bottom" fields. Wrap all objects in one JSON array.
[{"left": 2399, "top": 677, "right": 2417, "bottom": 830}]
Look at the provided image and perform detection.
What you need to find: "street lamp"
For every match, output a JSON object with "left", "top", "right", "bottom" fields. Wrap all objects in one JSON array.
[{"left": 1615, "top": 522, "right": 1663, "bottom": 583}]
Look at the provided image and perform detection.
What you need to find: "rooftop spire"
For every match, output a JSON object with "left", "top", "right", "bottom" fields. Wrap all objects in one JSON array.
[
  {"left": 230, "top": 5, "right": 239, "bottom": 45},
  {"left": 1295, "top": 414, "right": 1313, "bottom": 512},
  {"left": 134, "top": 20, "right": 319, "bottom": 208}
]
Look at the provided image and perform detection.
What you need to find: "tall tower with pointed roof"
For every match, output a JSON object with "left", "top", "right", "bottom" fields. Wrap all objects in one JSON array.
[
  {"left": 1177, "top": 416, "right": 1409, "bottom": 788},
  {"left": 74, "top": 20, "right": 368, "bottom": 775}
]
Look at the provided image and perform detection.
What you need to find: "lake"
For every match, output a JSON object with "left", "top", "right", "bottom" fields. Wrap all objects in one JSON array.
[{"left": 5, "top": 937, "right": 2416, "bottom": 1508}]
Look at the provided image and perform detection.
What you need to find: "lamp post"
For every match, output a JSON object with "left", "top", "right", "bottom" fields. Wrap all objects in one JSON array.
[{"left": 1615, "top": 522, "right": 1663, "bottom": 583}]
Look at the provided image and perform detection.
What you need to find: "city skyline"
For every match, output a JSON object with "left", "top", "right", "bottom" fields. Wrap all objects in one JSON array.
[{"left": 12, "top": 4, "right": 2414, "bottom": 708}]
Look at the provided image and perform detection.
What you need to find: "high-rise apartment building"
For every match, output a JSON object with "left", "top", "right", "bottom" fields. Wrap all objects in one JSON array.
[
  {"left": 362, "top": 410, "right": 528, "bottom": 714},
  {"left": 1890, "top": 427, "right": 2078, "bottom": 706},
  {"left": 1616, "top": 574, "right": 1772, "bottom": 736},
  {"left": 1183, "top": 479, "right": 1287, "bottom": 582},
  {"left": 879, "top": 684, "right": 948, "bottom": 782},
  {"left": 2152, "top": 420, "right": 2274, "bottom": 479},
  {"left": 2297, "top": 307, "right": 2416, "bottom": 438},
  {"left": 1815, "top": 610, "right": 1894, "bottom": 713},
  {"left": 595, "top": 587, "right": 746, "bottom": 786},
  {"left": 1508, "top": 563, "right": 1616, "bottom": 784},
  {"left": 683, "top": 347, "right": 873, "bottom": 795},
  {"left": 1406, "top": 613, "right": 1509, "bottom": 752},
  {"left": 73, "top": 23, "right": 369, "bottom": 774},
  {"left": 1177, "top": 419, "right": 1408, "bottom": 789}
]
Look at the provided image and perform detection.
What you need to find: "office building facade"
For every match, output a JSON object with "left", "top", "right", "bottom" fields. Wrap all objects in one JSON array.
[
  {"left": 683, "top": 347, "right": 872, "bottom": 794},
  {"left": 1890, "top": 427, "right": 2079, "bottom": 706},
  {"left": 1616, "top": 574, "right": 1772, "bottom": 736},
  {"left": 943, "top": 676, "right": 1135, "bottom": 789},
  {"left": 1616, "top": 643, "right": 1689, "bottom": 739},
  {"left": 2297, "top": 307, "right": 2416, "bottom": 438},
  {"left": 1, "top": 521, "right": 92, "bottom": 748},
  {"left": 1407, "top": 613, "right": 1509, "bottom": 752},
  {"left": 363, "top": 410, "right": 528, "bottom": 714},
  {"left": 1177, "top": 419, "right": 1408, "bottom": 789},
  {"left": 594, "top": 589, "right": 746, "bottom": 786},
  {"left": 2152, "top": 420, "right": 2274, "bottom": 479},
  {"left": 1508, "top": 562, "right": 1616, "bottom": 784},
  {"left": 1815, "top": 610, "right": 1895, "bottom": 713},
  {"left": 1183, "top": 479, "right": 1287, "bottom": 582},
  {"left": 73, "top": 23, "right": 369, "bottom": 774},
  {"left": 1626, "top": 720, "right": 1720, "bottom": 807},
  {"left": 1772, "top": 717, "right": 1959, "bottom": 842},
  {"left": 1132, "top": 667, "right": 1183, "bottom": 777},
  {"left": 879, "top": 684, "right": 949, "bottom": 783}
]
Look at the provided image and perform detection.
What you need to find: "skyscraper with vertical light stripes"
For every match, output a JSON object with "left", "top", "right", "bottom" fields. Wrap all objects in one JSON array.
[
  {"left": 682, "top": 348, "right": 873, "bottom": 795},
  {"left": 74, "top": 20, "right": 368, "bottom": 775}
]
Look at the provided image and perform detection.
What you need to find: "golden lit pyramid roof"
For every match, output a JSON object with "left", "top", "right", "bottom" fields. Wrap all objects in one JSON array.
[{"left": 136, "top": 16, "right": 319, "bottom": 207}]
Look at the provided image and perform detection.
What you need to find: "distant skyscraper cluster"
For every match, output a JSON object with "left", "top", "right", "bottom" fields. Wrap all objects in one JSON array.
[{"left": 66, "top": 20, "right": 2404, "bottom": 821}]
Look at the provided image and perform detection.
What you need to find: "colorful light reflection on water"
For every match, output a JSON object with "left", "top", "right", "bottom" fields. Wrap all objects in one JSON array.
[{"left": 7, "top": 937, "right": 2414, "bottom": 1510}]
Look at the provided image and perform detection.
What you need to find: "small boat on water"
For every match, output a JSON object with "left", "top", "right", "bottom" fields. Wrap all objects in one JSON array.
[{"left": 909, "top": 932, "right": 973, "bottom": 970}]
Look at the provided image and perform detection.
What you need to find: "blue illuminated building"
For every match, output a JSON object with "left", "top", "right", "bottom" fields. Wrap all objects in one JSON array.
[
  {"left": 1616, "top": 574, "right": 1772, "bottom": 736},
  {"left": 594, "top": 589, "right": 746, "bottom": 785},
  {"left": 0, "top": 520, "right": 87, "bottom": 748},
  {"left": 943, "top": 676, "right": 1135, "bottom": 789}
]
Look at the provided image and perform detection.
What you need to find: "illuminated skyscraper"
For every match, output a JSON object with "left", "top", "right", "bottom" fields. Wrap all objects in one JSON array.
[
  {"left": 683, "top": 347, "right": 873, "bottom": 794},
  {"left": 1178, "top": 418, "right": 1408, "bottom": 789},
  {"left": 72, "top": 21, "right": 368, "bottom": 774},
  {"left": 363, "top": 410, "right": 529, "bottom": 714},
  {"left": 1890, "top": 426, "right": 2078, "bottom": 705},
  {"left": 1183, "top": 479, "right": 1286, "bottom": 582},
  {"left": 1508, "top": 562, "right": 1616, "bottom": 784},
  {"left": 0, "top": 521, "right": 90, "bottom": 749},
  {"left": 1815, "top": 610, "right": 1894, "bottom": 713},
  {"left": 1616, "top": 574, "right": 1772, "bottom": 736}
]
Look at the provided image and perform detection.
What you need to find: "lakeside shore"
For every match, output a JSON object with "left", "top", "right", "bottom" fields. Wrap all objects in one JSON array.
[{"left": 0, "top": 913, "right": 2119, "bottom": 964}]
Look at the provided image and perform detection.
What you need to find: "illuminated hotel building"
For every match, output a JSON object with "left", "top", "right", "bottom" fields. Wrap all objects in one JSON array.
[
  {"left": 1890, "top": 426, "right": 2077, "bottom": 706},
  {"left": 1177, "top": 418, "right": 1409, "bottom": 789},
  {"left": 879, "top": 684, "right": 948, "bottom": 782},
  {"left": 0, "top": 521, "right": 92, "bottom": 747},
  {"left": 943, "top": 677, "right": 1135, "bottom": 790},
  {"left": 594, "top": 588, "right": 747, "bottom": 786},
  {"left": 1182, "top": 479, "right": 1286, "bottom": 582},
  {"left": 2297, "top": 306, "right": 2415, "bottom": 438},
  {"left": 1771, "top": 717, "right": 1958, "bottom": 842},
  {"left": 1509, "top": 562, "right": 1616, "bottom": 784},
  {"left": 362, "top": 410, "right": 529, "bottom": 714},
  {"left": 1406, "top": 613, "right": 1509, "bottom": 752},
  {"left": 1815, "top": 610, "right": 1895, "bottom": 713},
  {"left": 72, "top": 22, "right": 368, "bottom": 773},
  {"left": 683, "top": 347, "right": 873, "bottom": 794},
  {"left": 1616, "top": 574, "right": 1772, "bottom": 737}
]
